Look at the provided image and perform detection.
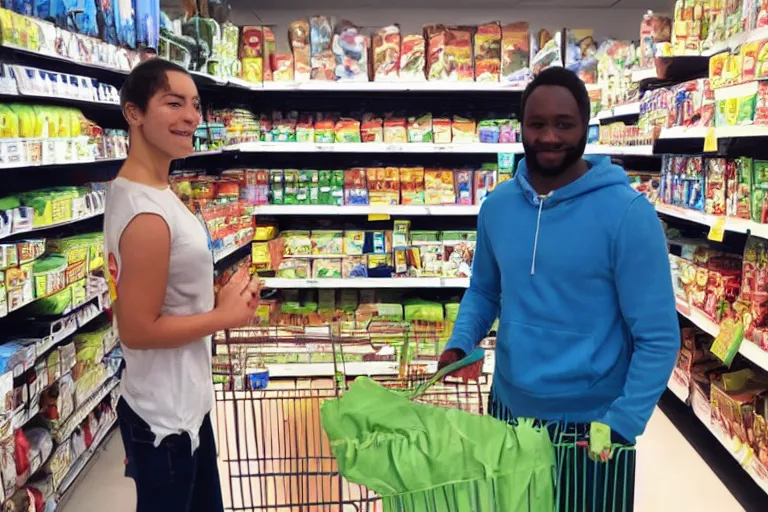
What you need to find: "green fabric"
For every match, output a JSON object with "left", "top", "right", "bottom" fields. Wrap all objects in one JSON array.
[{"left": 321, "top": 377, "right": 555, "bottom": 512}]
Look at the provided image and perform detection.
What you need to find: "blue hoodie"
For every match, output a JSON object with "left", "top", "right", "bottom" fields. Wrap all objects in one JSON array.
[{"left": 446, "top": 155, "right": 679, "bottom": 442}]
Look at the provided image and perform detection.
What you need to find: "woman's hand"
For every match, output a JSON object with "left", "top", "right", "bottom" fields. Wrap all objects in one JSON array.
[{"left": 215, "top": 268, "right": 261, "bottom": 328}]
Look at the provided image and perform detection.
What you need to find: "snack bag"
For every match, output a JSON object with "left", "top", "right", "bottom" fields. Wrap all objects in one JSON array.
[
  {"left": 407, "top": 114, "right": 432, "bottom": 143},
  {"left": 400, "top": 167, "right": 425, "bottom": 204},
  {"left": 373, "top": 25, "right": 401, "bottom": 81},
  {"left": 332, "top": 20, "right": 368, "bottom": 82},
  {"left": 400, "top": 34, "right": 426, "bottom": 81},
  {"left": 501, "top": 22, "right": 530, "bottom": 83},
  {"left": 705, "top": 158, "right": 727, "bottom": 215},
  {"left": 530, "top": 31, "right": 562, "bottom": 75},
  {"left": 289, "top": 19, "right": 311, "bottom": 81},
  {"left": 383, "top": 116, "right": 407, "bottom": 143},
  {"left": 474, "top": 22, "right": 501, "bottom": 82},
  {"left": 311, "top": 15, "right": 335, "bottom": 80},
  {"left": 271, "top": 53, "right": 294, "bottom": 81}
]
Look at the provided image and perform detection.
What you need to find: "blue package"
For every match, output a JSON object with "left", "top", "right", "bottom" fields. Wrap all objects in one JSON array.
[
  {"left": 114, "top": 0, "right": 137, "bottom": 48},
  {"left": 248, "top": 370, "right": 269, "bottom": 390},
  {"left": 96, "top": 0, "right": 119, "bottom": 45},
  {"left": 135, "top": 0, "right": 159, "bottom": 49}
]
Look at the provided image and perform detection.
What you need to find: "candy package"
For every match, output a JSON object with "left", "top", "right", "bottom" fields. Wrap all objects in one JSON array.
[
  {"left": 366, "top": 167, "right": 400, "bottom": 205},
  {"left": 373, "top": 25, "right": 400, "bottom": 81},
  {"left": 705, "top": 158, "right": 727, "bottom": 216},
  {"left": 400, "top": 167, "right": 425, "bottom": 204},
  {"left": 424, "top": 170, "right": 456, "bottom": 204}
]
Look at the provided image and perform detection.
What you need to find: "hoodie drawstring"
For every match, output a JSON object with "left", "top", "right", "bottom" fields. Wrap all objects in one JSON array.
[{"left": 530, "top": 195, "right": 546, "bottom": 276}]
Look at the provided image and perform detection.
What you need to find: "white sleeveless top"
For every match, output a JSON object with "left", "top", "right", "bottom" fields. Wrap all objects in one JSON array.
[{"left": 104, "top": 177, "right": 215, "bottom": 451}]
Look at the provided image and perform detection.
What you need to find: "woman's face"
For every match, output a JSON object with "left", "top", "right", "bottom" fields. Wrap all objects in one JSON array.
[{"left": 139, "top": 70, "right": 201, "bottom": 159}]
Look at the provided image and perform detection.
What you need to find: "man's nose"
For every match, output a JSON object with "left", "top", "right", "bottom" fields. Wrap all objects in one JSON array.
[{"left": 538, "top": 127, "right": 560, "bottom": 144}]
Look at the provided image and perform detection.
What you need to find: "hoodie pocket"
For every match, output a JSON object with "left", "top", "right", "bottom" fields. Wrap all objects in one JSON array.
[{"left": 496, "top": 321, "right": 599, "bottom": 396}]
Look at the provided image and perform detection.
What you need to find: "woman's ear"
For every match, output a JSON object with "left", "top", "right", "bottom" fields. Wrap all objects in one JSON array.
[{"left": 123, "top": 102, "right": 143, "bottom": 126}]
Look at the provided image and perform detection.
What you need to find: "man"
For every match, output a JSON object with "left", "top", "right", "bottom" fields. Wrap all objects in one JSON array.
[{"left": 438, "top": 67, "right": 679, "bottom": 509}]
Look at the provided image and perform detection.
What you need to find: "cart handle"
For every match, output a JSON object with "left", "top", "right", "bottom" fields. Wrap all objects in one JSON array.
[{"left": 403, "top": 348, "right": 485, "bottom": 401}]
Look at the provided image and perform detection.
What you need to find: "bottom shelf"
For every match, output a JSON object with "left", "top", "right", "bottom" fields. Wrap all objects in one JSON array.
[
  {"left": 56, "top": 417, "right": 117, "bottom": 499},
  {"left": 665, "top": 381, "right": 768, "bottom": 507}
]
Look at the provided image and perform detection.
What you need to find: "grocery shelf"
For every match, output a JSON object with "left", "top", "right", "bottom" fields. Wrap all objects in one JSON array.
[
  {"left": 675, "top": 301, "right": 768, "bottom": 373},
  {"left": 213, "top": 236, "right": 254, "bottom": 263},
  {"left": 252, "top": 204, "right": 481, "bottom": 216},
  {"left": 656, "top": 203, "right": 768, "bottom": 239},
  {"left": 584, "top": 144, "right": 655, "bottom": 156},
  {"left": 0, "top": 209, "right": 104, "bottom": 242},
  {"left": 56, "top": 417, "right": 117, "bottom": 498},
  {"left": 702, "top": 26, "right": 768, "bottom": 57},
  {"left": 666, "top": 382, "right": 768, "bottom": 496},
  {"left": 226, "top": 141, "right": 525, "bottom": 154},
  {"left": 0, "top": 92, "right": 120, "bottom": 109},
  {"left": 0, "top": 156, "right": 124, "bottom": 171},
  {"left": 53, "top": 376, "right": 119, "bottom": 442},
  {"left": 258, "top": 81, "right": 528, "bottom": 92},
  {"left": 262, "top": 277, "right": 470, "bottom": 289},
  {"left": 591, "top": 102, "right": 641, "bottom": 123}
]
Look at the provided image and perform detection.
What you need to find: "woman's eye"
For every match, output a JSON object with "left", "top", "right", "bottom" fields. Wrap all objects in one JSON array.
[{"left": 168, "top": 102, "right": 182, "bottom": 108}]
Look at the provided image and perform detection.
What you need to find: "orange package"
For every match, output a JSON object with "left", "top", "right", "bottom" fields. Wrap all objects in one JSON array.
[{"left": 424, "top": 169, "right": 456, "bottom": 204}]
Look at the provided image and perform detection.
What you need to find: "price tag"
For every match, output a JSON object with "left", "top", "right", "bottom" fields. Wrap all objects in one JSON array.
[
  {"left": 708, "top": 217, "right": 726, "bottom": 242},
  {"left": 703, "top": 127, "right": 717, "bottom": 152},
  {"left": 315, "top": 144, "right": 334, "bottom": 152},
  {"left": 368, "top": 214, "right": 391, "bottom": 221},
  {"left": 434, "top": 144, "right": 453, "bottom": 152},
  {"left": 384, "top": 144, "right": 400, "bottom": 152}
]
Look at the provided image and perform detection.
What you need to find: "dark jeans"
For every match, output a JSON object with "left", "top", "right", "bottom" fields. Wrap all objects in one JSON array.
[
  {"left": 489, "top": 395, "right": 636, "bottom": 512},
  {"left": 117, "top": 398, "right": 224, "bottom": 512}
]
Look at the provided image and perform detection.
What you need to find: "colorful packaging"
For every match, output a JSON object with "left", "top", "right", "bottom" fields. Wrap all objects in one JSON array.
[
  {"left": 312, "top": 231, "right": 344, "bottom": 256},
  {"left": 332, "top": 20, "right": 368, "bottom": 81},
  {"left": 433, "top": 118, "right": 452, "bottom": 143},
  {"left": 373, "top": 25, "right": 401, "bottom": 81},
  {"left": 399, "top": 35, "right": 426, "bottom": 81},
  {"left": 705, "top": 158, "right": 727, "bottom": 216},
  {"left": 452, "top": 116, "right": 476, "bottom": 143},
  {"left": 443, "top": 241, "right": 475, "bottom": 278},
  {"left": 400, "top": 167, "right": 425, "bottom": 204},
  {"left": 310, "top": 16, "right": 335, "bottom": 80},
  {"left": 424, "top": 170, "right": 456, "bottom": 204},
  {"left": 474, "top": 22, "right": 501, "bottom": 82},
  {"left": 383, "top": 117, "right": 407, "bottom": 143},
  {"left": 366, "top": 167, "right": 400, "bottom": 205},
  {"left": 342, "top": 256, "right": 367, "bottom": 278},
  {"left": 289, "top": 19, "right": 311, "bottom": 81},
  {"left": 344, "top": 231, "right": 365, "bottom": 255},
  {"left": 756, "top": 81, "right": 768, "bottom": 125},
  {"left": 474, "top": 169, "right": 497, "bottom": 205},
  {"left": 407, "top": 114, "right": 432, "bottom": 143},
  {"left": 753, "top": 160, "right": 768, "bottom": 223},
  {"left": 312, "top": 258, "right": 342, "bottom": 278},
  {"left": 344, "top": 168, "right": 368, "bottom": 205},
  {"left": 727, "top": 158, "right": 753, "bottom": 220},
  {"left": 455, "top": 170, "right": 472, "bottom": 205}
]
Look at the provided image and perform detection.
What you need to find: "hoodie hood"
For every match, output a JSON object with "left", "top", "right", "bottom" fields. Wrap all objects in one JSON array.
[{"left": 515, "top": 155, "right": 631, "bottom": 207}]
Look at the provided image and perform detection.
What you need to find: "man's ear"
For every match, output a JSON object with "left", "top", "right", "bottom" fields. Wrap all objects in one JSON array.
[{"left": 123, "top": 102, "right": 143, "bottom": 126}]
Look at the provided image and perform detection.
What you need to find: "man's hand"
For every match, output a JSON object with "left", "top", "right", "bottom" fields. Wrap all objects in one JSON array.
[{"left": 437, "top": 348, "right": 482, "bottom": 382}]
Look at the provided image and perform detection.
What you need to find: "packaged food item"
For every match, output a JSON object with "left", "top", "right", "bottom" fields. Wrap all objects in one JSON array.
[
  {"left": 455, "top": 170, "right": 472, "bottom": 205},
  {"left": 425, "top": 25, "right": 473, "bottom": 81},
  {"left": 407, "top": 114, "right": 432, "bottom": 143},
  {"left": 289, "top": 19, "right": 311, "bottom": 81},
  {"left": 366, "top": 168, "right": 400, "bottom": 205},
  {"left": 452, "top": 116, "right": 476, "bottom": 143},
  {"left": 361, "top": 116, "right": 383, "bottom": 142},
  {"left": 366, "top": 254, "right": 393, "bottom": 278},
  {"left": 342, "top": 256, "right": 367, "bottom": 278},
  {"left": 742, "top": 40, "right": 760, "bottom": 82},
  {"left": 393, "top": 220, "right": 411, "bottom": 247},
  {"left": 705, "top": 158, "right": 726, "bottom": 216},
  {"left": 312, "top": 258, "right": 342, "bottom": 278},
  {"left": 393, "top": 247, "right": 408, "bottom": 275},
  {"left": 474, "top": 22, "right": 501, "bottom": 82},
  {"left": 400, "top": 35, "right": 426, "bottom": 81},
  {"left": 344, "top": 168, "right": 368, "bottom": 205},
  {"left": 757, "top": 81, "right": 768, "bottom": 125},
  {"left": 373, "top": 25, "right": 401, "bottom": 81},
  {"left": 281, "top": 230, "right": 312, "bottom": 257},
  {"left": 753, "top": 160, "right": 768, "bottom": 223},
  {"left": 271, "top": 53, "right": 294, "bottom": 81},
  {"left": 400, "top": 167, "right": 425, "bottom": 204},
  {"left": 383, "top": 116, "right": 407, "bottom": 143},
  {"left": 433, "top": 118, "right": 452, "bottom": 143},
  {"left": 310, "top": 16, "right": 335, "bottom": 80},
  {"left": 344, "top": 231, "right": 365, "bottom": 255},
  {"left": 276, "top": 258, "right": 311, "bottom": 279},
  {"left": 474, "top": 169, "right": 497, "bottom": 205},
  {"left": 312, "top": 231, "right": 343, "bottom": 256},
  {"left": 334, "top": 118, "right": 361, "bottom": 143},
  {"left": 477, "top": 119, "right": 500, "bottom": 143},
  {"left": 314, "top": 115, "right": 336, "bottom": 143},
  {"left": 443, "top": 240, "right": 475, "bottom": 278},
  {"left": 531, "top": 30, "right": 562, "bottom": 75},
  {"left": 332, "top": 20, "right": 368, "bottom": 81},
  {"left": 412, "top": 242, "right": 443, "bottom": 276},
  {"left": 424, "top": 170, "right": 456, "bottom": 204}
]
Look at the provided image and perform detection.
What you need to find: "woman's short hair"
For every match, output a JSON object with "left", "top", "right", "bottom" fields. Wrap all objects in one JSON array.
[{"left": 119, "top": 59, "right": 191, "bottom": 113}]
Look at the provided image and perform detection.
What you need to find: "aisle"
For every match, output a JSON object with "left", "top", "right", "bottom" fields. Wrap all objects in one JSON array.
[{"left": 59, "top": 408, "right": 741, "bottom": 512}]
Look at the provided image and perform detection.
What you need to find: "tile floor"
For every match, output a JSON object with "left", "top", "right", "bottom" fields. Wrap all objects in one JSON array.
[{"left": 59, "top": 408, "right": 744, "bottom": 512}]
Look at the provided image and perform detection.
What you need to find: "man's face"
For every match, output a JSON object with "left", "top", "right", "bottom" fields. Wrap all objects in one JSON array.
[{"left": 522, "top": 84, "right": 586, "bottom": 177}]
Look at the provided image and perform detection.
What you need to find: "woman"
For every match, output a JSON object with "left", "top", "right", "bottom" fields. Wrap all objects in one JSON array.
[{"left": 104, "top": 58, "right": 259, "bottom": 512}]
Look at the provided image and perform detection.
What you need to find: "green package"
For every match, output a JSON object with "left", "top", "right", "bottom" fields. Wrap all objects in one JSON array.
[{"left": 321, "top": 377, "right": 555, "bottom": 512}]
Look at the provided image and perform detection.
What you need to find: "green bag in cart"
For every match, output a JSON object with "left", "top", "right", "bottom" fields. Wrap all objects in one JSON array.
[{"left": 321, "top": 377, "right": 555, "bottom": 512}]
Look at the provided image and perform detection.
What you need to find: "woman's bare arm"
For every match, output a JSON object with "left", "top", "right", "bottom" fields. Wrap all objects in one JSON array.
[{"left": 115, "top": 213, "right": 243, "bottom": 350}]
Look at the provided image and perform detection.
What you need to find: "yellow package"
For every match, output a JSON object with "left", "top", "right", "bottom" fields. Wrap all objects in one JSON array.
[
  {"left": 0, "top": 105, "right": 19, "bottom": 138},
  {"left": 241, "top": 58, "right": 263, "bottom": 83},
  {"left": 24, "top": 17, "right": 38, "bottom": 50},
  {"left": 10, "top": 105, "right": 36, "bottom": 138},
  {"left": 34, "top": 106, "right": 56, "bottom": 138}
]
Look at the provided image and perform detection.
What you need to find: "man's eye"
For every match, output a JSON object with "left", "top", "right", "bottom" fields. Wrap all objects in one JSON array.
[{"left": 557, "top": 122, "right": 575, "bottom": 129}]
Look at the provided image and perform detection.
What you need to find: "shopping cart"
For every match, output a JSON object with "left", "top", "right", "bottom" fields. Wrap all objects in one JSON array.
[
  {"left": 212, "top": 326, "right": 636, "bottom": 512},
  {"left": 212, "top": 324, "right": 490, "bottom": 511}
]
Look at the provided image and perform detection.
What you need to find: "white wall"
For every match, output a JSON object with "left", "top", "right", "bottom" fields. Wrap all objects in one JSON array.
[{"left": 229, "top": 7, "right": 660, "bottom": 53}]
